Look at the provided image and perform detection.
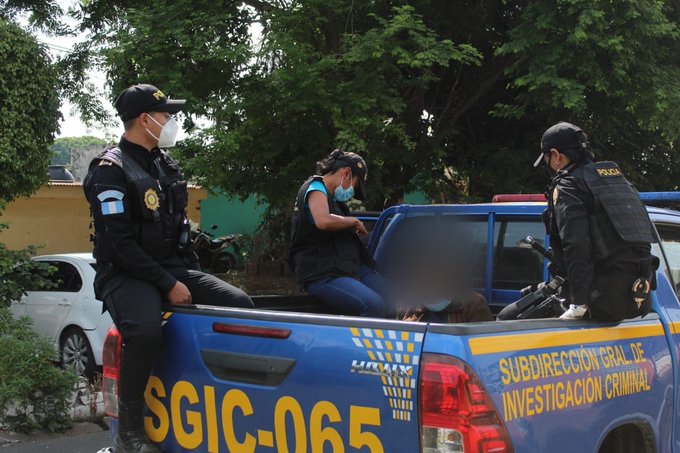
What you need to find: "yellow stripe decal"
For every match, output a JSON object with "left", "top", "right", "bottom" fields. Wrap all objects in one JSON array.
[
  {"left": 469, "top": 323, "right": 664, "bottom": 356},
  {"left": 669, "top": 321, "right": 680, "bottom": 335}
]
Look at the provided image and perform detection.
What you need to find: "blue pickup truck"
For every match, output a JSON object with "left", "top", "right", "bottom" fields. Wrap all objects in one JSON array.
[{"left": 101, "top": 193, "right": 680, "bottom": 453}]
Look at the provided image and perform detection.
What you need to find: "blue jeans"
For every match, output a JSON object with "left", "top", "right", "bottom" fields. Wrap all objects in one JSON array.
[{"left": 305, "top": 265, "right": 394, "bottom": 318}]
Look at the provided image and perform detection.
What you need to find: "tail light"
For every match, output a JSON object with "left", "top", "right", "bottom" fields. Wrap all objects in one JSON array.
[
  {"left": 492, "top": 194, "right": 546, "bottom": 203},
  {"left": 420, "top": 354, "right": 513, "bottom": 453},
  {"left": 102, "top": 325, "right": 122, "bottom": 418}
]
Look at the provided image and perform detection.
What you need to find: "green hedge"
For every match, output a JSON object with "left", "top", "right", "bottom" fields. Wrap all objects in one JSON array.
[{"left": 0, "top": 306, "right": 76, "bottom": 433}]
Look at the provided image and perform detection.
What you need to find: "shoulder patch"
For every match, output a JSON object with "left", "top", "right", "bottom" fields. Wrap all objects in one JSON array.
[
  {"left": 552, "top": 187, "right": 560, "bottom": 205},
  {"left": 97, "top": 190, "right": 125, "bottom": 216},
  {"left": 98, "top": 160, "right": 113, "bottom": 167}
]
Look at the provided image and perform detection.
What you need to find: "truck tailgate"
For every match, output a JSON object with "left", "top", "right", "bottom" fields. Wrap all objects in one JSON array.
[
  {"left": 144, "top": 306, "right": 427, "bottom": 453},
  {"left": 422, "top": 315, "right": 673, "bottom": 453}
]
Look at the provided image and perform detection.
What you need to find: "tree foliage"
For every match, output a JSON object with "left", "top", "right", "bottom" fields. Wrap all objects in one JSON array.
[
  {"left": 0, "top": 18, "right": 61, "bottom": 204},
  {"left": 495, "top": 0, "right": 680, "bottom": 192},
  {"left": 68, "top": 0, "right": 680, "bottom": 210},
  {"left": 0, "top": 0, "right": 64, "bottom": 31},
  {"left": 50, "top": 135, "right": 107, "bottom": 166},
  {"left": 0, "top": 16, "right": 75, "bottom": 434}
]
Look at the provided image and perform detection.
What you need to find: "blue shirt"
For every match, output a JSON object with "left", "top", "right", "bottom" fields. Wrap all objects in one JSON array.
[{"left": 305, "top": 180, "right": 328, "bottom": 225}]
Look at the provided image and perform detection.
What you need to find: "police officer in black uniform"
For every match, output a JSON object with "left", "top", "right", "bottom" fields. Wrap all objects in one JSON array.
[
  {"left": 534, "top": 122, "right": 657, "bottom": 321},
  {"left": 83, "top": 84, "right": 253, "bottom": 453}
]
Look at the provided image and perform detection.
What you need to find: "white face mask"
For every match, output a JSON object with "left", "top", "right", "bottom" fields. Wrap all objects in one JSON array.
[{"left": 146, "top": 114, "right": 180, "bottom": 148}]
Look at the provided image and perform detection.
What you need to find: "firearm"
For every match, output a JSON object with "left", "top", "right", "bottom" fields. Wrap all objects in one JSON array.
[
  {"left": 497, "top": 275, "right": 565, "bottom": 320},
  {"left": 522, "top": 235, "right": 567, "bottom": 278},
  {"left": 522, "top": 235, "right": 552, "bottom": 259},
  {"left": 496, "top": 236, "right": 567, "bottom": 320}
]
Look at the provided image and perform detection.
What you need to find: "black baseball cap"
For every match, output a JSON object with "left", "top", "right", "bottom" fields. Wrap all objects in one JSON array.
[
  {"left": 114, "top": 84, "right": 186, "bottom": 122},
  {"left": 335, "top": 151, "right": 368, "bottom": 200},
  {"left": 533, "top": 122, "right": 589, "bottom": 167}
]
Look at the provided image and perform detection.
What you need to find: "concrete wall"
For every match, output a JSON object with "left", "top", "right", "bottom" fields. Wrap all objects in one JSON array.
[{"left": 0, "top": 183, "right": 207, "bottom": 254}]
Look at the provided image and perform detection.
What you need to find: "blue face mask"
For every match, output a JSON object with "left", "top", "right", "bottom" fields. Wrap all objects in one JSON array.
[
  {"left": 333, "top": 172, "right": 354, "bottom": 202},
  {"left": 425, "top": 299, "right": 451, "bottom": 312}
]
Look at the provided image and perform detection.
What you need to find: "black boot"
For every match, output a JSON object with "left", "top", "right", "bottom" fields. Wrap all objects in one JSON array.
[{"left": 115, "top": 400, "right": 161, "bottom": 453}]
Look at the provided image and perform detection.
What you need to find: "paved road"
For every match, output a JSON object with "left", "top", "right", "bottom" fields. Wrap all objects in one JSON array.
[{"left": 0, "top": 423, "right": 112, "bottom": 453}]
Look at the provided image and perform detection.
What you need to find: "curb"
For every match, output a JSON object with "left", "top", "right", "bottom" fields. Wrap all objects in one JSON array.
[
  {"left": 0, "top": 380, "right": 106, "bottom": 445},
  {"left": 71, "top": 379, "right": 105, "bottom": 421}
]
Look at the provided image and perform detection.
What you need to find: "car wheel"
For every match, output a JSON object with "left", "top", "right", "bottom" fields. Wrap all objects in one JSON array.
[
  {"left": 61, "top": 327, "right": 95, "bottom": 378},
  {"left": 214, "top": 253, "right": 236, "bottom": 273}
]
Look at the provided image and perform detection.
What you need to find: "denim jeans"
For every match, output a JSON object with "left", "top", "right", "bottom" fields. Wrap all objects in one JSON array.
[{"left": 305, "top": 265, "right": 394, "bottom": 317}]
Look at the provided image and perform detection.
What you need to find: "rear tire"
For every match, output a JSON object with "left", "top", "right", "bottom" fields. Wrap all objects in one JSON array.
[
  {"left": 599, "top": 424, "right": 651, "bottom": 453},
  {"left": 61, "top": 327, "right": 96, "bottom": 378}
]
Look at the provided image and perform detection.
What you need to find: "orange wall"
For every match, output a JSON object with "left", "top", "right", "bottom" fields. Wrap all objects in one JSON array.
[{"left": 0, "top": 183, "right": 206, "bottom": 254}]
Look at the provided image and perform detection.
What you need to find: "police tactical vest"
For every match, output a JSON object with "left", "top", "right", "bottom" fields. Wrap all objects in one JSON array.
[
  {"left": 582, "top": 161, "right": 654, "bottom": 254},
  {"left": 289, "top": 176, "right": 361, "bottom": 284},
  {"left": 87, "top": 146, "right": 189, "bottom": 261},
  {"left": 548, "top": 160, "right": 654, "bottom": 266}
]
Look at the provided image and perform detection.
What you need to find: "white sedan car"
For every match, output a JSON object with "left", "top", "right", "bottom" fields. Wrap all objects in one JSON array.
[{"left": 10, "top": 253, "right": 113, "bottom": 377}]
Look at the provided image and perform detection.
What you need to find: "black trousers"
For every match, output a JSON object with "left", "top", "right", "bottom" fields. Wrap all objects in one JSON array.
[{"left": 104, "top": 269, "right": 253, "bottom": 403}]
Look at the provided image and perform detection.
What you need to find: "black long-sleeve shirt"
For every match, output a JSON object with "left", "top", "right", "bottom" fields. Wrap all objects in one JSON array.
[
  {"left": 548, "top": 167, "right": 594, "bottom": 305},
  {"left": 547, "top": 161, "right": 651, "bottom": 306},
  {"left": 84, "top": 137, "right": 186, "bottom": 297}
]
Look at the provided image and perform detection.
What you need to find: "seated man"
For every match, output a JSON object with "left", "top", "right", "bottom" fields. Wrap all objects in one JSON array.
[
  {"left": 401, "top": 291, "right": 493, "bottom": 323},
  {"left": 398, "top": 256, "right": 493, "bottom": 323},
  {"left": 83, "top": 84, "right": 253, "bottom": 453}
]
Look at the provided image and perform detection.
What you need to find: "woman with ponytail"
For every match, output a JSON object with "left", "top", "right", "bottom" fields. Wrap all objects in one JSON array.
[{"left": 288, "top": 149, "right": 394, "bottom": 317}]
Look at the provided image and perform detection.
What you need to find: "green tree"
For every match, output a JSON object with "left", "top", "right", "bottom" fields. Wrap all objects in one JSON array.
[
  {"left": 74, "top": 0, "right": 680, "bottom": 211},
  {"left": 0, "top": 18, "right": 61, "bottom": 203},
  {"left": 490, "top": 0, "right": 680, "bottom": 194},
  {"left": 50, "top": 136, "right": 107, "bottom": 166},
  {"left": 0, "top": 11, "right": 75, "bottom": 433},
  {"left": 0, "top": 7, "right": 63, "bottom": 308},
  {"left": 0, "top": 0, "right": 63, "bottom": 31}
]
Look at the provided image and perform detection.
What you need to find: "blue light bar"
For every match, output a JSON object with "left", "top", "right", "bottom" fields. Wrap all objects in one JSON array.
[{"left": 639, "top": 192, "right": 680, "bottom": 203}]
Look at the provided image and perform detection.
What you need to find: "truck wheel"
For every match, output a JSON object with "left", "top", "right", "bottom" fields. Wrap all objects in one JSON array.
[
  {"left": 61, "top": 327, "right": 96, "bottom": 378},
  {"left": 214, "top": 253, "right": 236, "bottom": 273},
  {"left": 599, "top": 424, "right": 650, "bottom": 453}
]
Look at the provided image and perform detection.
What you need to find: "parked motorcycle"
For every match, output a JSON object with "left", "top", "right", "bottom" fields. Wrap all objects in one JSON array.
[{"left": 191, "top": 224, "right": 244, "bottom": 273}]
